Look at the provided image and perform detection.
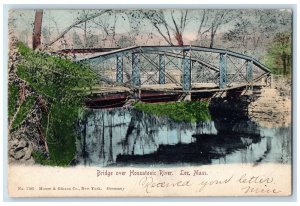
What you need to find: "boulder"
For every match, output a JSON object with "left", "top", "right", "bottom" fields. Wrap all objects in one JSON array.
[
  {"left": 16, "top": 139, "right": 28, "bottom": 150},
  {"left": 23, "top": 145, "right": 33, "bottom": 160},
  {"left": 14, "top": 150, "right": 25, "bottom": 160}
]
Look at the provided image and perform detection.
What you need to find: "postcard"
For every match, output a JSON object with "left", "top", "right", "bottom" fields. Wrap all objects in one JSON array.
[{"left": 7, "top": 8, "right": 292, "bottom": 197}]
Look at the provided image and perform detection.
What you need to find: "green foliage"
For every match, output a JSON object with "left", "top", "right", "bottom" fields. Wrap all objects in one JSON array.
[
  {"left": 134, "top": 101, "right": 211, "bottom": 123},
  {"left": 8, "top": 83, "right": 19, "bottom": 120},
  {"left": 8, "top": 81, "right": 36, "bottom": 129},
  {"left": 41, "top": 103, "right": 79, "bottom": 166},
  {"left": 12, "top": 96, "right": 36, "bottom": 129},
  {"left": 264, "top": 32, "right": 292, "bottom": 75},
  {"left": 16, "top": 42, "right": 97, "bottom": 166},
  {"left": 31, "top": 151, "right": 52, "bottom": 165},
  {"left": 17, "top": 42, "right": 97, "bottom": 100}
]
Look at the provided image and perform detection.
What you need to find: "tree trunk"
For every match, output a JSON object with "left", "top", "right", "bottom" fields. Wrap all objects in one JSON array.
[
  {"left": 282, "top": 53, "right": 287, "bottom": 75},
  {"left": 32, "top": 10, "right": 43, "bottom": 50},
  {"left": 209, "top": 26, "right": 215, "bottom": 48},
  {"left": 175, "top": 33, "right": 184, "bottom": 46},
  {"left": 84, "top": 20, "right": 87, "bottom": 48},
  {"left": 287, "top": 54, "right": 291, "bottom": 74}
]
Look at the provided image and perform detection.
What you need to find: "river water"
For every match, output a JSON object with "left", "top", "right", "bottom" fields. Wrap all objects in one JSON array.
[{"left": 77, "top": 107, "right": 291, "bottom": 167}]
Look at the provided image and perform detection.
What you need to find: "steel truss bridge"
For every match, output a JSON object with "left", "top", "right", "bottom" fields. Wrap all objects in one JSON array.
[{"left": 79, "top": 46, "right": 272, "bottom": 106}]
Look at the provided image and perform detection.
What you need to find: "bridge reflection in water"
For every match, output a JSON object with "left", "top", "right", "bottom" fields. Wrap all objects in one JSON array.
[{"left": 77, "top": 108, "right": 291, "bottom": 167}]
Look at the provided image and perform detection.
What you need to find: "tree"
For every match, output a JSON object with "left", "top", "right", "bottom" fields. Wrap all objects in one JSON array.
[
  {"left": 116, "top": 35, "right": 135, "bottom": 48},
  {"left": 42, "top": 27, "right": 51, "bottom": 45},
  {"left": 223, "top": 15, "right": 255, "bottom": 53},
  {"left": 130, "top": 10, "right": 173, "bottom": 45},
  {"left": 194, "top": 9, "right": 234, "bottom": 48},
  {"left": 44, "top": 10, "right": 112, "bottom": 48},
  {"left": 90, "top": 10, "right": 119, "bottom": 47},
  {"left": 32, "top": 9, "right": 43, "bottom": 50},
  {"left": 264, "top": 32, "right": 292, "bottom": 75},
  {"left": 72, "top": 31, "right": 84, "bottom": 48},
  {"left": 254, "top": 9, "right": 291, "bottom": 50},
  {"left": 125, "top": 11, "right": 143, "bottom": 45},
  {"left": 170, "top": 10, "right": 188, "bottom": 46},
  {"left": 86, "top": 34, "right": 99, "bottom": 48},
  {"left": 222, "top": 9, "right": 292, "bottom": 57},
  {"left": 207, "top": 10, "right": 233, "bottom": 48},
  {"left": 138, "top": 9, "right": 190, "bottom": 46},
  {"left": 195, "top": 10, "right": 210, "bottom": 46}
]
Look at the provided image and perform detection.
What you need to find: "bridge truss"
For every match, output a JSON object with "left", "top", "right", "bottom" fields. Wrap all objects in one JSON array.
[{"left": 79, "top": 46, "right": 272, "bottom": 92}]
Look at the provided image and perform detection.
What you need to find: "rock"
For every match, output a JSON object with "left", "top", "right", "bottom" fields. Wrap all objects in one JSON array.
[
  {"left": 12, "top": 139, "right": 19, "bottom": 146},
  {"left": 9, "top": 140, "right": 16, "bottom": 149},
  {"left": 26, "top": 157, "right": 35, "bottom": 165},
  {"left": 248, "top": 87, "right": 291, "bottom": 128},
  {"left": 16, "top": 139, "right": 28, "bottom": 150},
  {"left": 23, "top": 146, "right": 32, "bottom": 160},
  {"left": 9, "top": 148, "right": 15, "bottom": 157},
  {"left": 14, "top": 150, "right": 25, "bottom": 160}
]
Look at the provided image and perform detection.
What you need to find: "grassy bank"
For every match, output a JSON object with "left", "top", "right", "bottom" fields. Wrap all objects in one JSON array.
[
  {"left": 10, "top": 42, "right": 97, "bottom": 166},
  {"left": 134, "top": 101, "right": 211, "bottom": 122}
]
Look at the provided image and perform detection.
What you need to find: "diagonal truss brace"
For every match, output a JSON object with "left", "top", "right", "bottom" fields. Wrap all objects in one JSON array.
[{"left": 140, "top": 53, "right": 183, "bottom": 86}]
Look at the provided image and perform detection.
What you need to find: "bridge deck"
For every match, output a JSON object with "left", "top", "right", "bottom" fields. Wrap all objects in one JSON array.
[{"left": 86, "top": 83, "right": 265, "bottom": 95}]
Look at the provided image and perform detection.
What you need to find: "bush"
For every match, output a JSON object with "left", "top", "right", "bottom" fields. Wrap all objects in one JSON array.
[
  {"left": 14, "top": 42, "right": 97, "bottom": 166},
  {"left": 264, "top": 32, "right": 292, "bottom": 75},
  {"left": 12, "top": 96, "right": 36, "bottom": 129},
  {"left": 8, "top": 83, "right": 19, "bottom": 120},
  {"left": 134, "top": 101, "right": 211, "bottom": 123}
]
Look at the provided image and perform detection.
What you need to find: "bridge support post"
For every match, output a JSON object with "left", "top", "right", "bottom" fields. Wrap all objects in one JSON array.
[
  {"left": 246, "top": 60, "right": 253, "bottom": 91},
  {"left": 132, "top": 53, "right": 141, "bottom": 86},
  {"left": 246, "top": 60, "right": 253, "bottom": 84},
  {"left": 266, "top": 73, "right": 274, "bottom": 88},
  {"left": 182, "top": 50, "right": 191, "bottom": 91},
  {"left": 159, "top": 54, "right": 165, "bottom": 84},
  {"left": 219, "top": 53, "right": 227, "bottom": 89},
  {"left": 116, "top": 55, "right": 123, "bottom": 83}
]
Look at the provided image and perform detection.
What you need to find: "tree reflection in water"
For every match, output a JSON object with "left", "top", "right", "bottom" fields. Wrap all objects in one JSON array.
[{"left": 76, "top": 107, "right": 291, "bottom": 167}]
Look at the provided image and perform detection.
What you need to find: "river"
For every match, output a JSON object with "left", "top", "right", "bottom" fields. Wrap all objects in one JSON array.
[{"left": 76, "top": 107, "right": 291, "bottom": 167}]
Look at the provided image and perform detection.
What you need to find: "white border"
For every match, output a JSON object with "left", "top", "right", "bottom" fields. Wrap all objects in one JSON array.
[{"left": 1, "top": 1, "right": 299, "bottom": 205}]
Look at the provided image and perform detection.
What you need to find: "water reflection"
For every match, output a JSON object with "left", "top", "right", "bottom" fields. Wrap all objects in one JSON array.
[{"left": 77, "top": 107, "right": 291, "bottom": 167}]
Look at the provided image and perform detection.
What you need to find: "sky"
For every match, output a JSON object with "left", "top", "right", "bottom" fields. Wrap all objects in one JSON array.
[
  {"left": 10, "top": 9, "right": 236, "bottom": 40},
  {"left": 9, "top": 9, "right": 292, "bottom": 49}
]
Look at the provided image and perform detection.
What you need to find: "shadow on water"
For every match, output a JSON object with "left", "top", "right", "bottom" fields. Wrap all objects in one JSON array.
[{"left": 76, "top": 106, "right": 291, "bottom": 167}]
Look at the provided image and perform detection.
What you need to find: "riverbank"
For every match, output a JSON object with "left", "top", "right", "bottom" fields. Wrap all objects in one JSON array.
[
  {"left": 8, "top": 36, "right": 97, "bottom": 166},
  {"left": 248, "top": 77, "right": 291, "bottom": 128}
]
